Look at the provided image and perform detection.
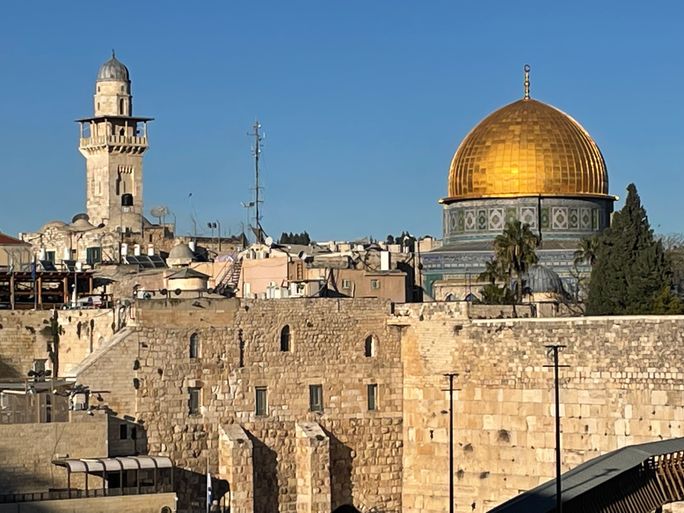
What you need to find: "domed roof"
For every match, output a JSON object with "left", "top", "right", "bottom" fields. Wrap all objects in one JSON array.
[
  {"left": 40, "top": 220, "right": 67, "bottom": 232},
  {"left": 168, "top": 243, "right": 195, "bottom": 261},
  {"left": 97, "top": 52, "right": 129, "bottom": 82},
  {"left": 524, "top": 265, "right": 565, "bottom": 294},
  {"left": 444, "top": 71, "right": 609, "bottom": 203}
]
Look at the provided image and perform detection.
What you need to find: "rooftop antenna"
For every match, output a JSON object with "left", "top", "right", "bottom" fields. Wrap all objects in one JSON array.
[{"left": 248, "top": 120, "right": 265, "bottom": 242}]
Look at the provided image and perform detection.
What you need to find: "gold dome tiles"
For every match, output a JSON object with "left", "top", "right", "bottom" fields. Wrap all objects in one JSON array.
[{"left": 445, "top": 99, "right": 609, "bottom": 202}]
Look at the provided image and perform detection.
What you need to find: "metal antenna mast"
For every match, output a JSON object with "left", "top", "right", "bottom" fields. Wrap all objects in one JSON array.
[{"left": 248, "top": 120, "right": 264, "bottom": 242}]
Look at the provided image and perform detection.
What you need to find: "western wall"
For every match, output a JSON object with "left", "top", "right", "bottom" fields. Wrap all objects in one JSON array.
[{"left": 2, "top": 301, "right": 684, "bottom": 512}]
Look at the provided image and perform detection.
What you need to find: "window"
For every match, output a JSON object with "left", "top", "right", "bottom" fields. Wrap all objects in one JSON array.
[
  {"left": 370, "top": 279, "right": 380, "bottom": 290},
  {"left": 119, "top": 98, "right": 125, "bottom": 115},
  {"left": 189, "top": 333, "right": 200, "bottom": 359},
  {"left": 255, "top": 387, "right": 268, "bottom": 416},
  {"left": 342, "top": 279, "right": 351, "bottom": 289},
  {"left": 45, "top": 251, "right": 55, "bottom": 263},
  {"left": 119, "top": 424, "right": 128, "bottom": 440},
  {"left": 364, "top": 335, "right": 377, "bottom": 358},
  {"left": 280, "top": 325, "right": 291, "bottom": 352},
  {"left": 309, "top": 384, "right": 323, "bottom": 412},
  {"left": 86, "top": 247, "right": 101, "bottom": 266},
  {"left": 188, "top": 387, "right": 201, "bottom": 415},
  {"left": 130, "top": 426, "right": 137, "bottom": 440},
  {"left": 367, "top": 384, "right": 378, "bottom": 411}
]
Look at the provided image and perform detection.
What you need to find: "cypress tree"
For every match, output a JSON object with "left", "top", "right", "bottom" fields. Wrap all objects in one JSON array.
[{"left": 586, "top": 183, "right": 680, "bottom": 315}]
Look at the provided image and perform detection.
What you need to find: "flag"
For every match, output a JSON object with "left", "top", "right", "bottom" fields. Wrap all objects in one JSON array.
[{"left": 206, "top": 470, "right": 212, "bottom": 513}]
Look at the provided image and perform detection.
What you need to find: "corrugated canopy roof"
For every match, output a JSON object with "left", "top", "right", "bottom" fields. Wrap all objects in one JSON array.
[
  {"left": 488, "top": 437, "right": 684, "bottom": 513},
  {"left": 53, "top": 456, "right": 172, "bottom": 473}
]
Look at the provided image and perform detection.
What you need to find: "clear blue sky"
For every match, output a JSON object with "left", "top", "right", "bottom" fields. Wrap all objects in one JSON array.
[{"left": 1, "top": 1, "right": 683, "bottom": 240}]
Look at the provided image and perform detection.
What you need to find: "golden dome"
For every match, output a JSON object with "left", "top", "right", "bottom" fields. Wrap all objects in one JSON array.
[{"left": 444, "top": 97, "right": 609, "bottom": 202}]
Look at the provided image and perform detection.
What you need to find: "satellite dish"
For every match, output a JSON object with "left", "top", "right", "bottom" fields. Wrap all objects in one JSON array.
[
  {"left": 264, "top": 236, "right": 273, "bottom": 247},
  {"left": 150, "top": 206, "right": 169, "bottom": 225}
]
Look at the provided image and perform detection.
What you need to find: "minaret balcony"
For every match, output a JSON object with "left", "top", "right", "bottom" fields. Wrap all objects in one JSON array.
[{"left": 79, "top": 135, "right": 148, "bottom": 149}]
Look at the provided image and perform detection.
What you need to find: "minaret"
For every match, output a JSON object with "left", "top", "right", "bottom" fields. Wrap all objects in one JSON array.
[{"left": 77, "top": 51, "right": 152, "bottom": 233}]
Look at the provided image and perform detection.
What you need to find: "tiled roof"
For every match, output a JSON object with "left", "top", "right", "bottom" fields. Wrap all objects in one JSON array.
[{"left": 0, "top": 232, "right": 29, "bottom": 246}]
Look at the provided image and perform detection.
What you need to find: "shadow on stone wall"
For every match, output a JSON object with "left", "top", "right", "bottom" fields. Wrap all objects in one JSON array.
[
  {"left": 0, "top": 447, "right": 55, "bottom": 495},
  {"left": 0, "top": 358, "right": 21, "bottom": 380},
  {"left": 249, "top": 434, "right": 279, "bottom": 513},
  {"left": 327, "top": 430, "right": 353, "bottom": 510},
  {"left": 174, "top": 467, "right": 207, "bottom": 513},
  {"left": 332, "top": 505, "right": 362, "bottom": 513}
]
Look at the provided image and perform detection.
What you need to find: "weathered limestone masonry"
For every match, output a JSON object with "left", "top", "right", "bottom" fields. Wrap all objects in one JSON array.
[
  {"left": 0, "top": 412, "right": 107, "bottom": 493},
  {"left": 58, "top": 309, "right": 115, "bottom": 376},
  {"left": 0, "top": 492, "right": 177, "bottom": 513},
  {"left": 0, "top": 309, "right": 115, "bottom": 379},
  {"left": 0, "top": 311, "right": 53, "bottom": 379},
  {"left": 78, "top": 298, "right": 404, "bottom": 513},
  {"left": 395, "top": 303, "right": 684, "bottom": 513},
  {"left": 219, "top": 424, "right": 254, "bottom": 513}
]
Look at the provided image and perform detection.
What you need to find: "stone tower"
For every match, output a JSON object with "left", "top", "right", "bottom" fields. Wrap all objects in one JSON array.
[{"left": 77, "top": 52, "right": 152, "bottom": 233}]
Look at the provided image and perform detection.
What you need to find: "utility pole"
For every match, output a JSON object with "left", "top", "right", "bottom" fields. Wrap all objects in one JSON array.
[
  {"left": 443, "top": 372, "right": 459, "bottom": 513},
  {"left": 248, "top": 120, "right": 264, "bottom": 242},
  {"left": 544, "top": 345, "right": 569, "bottom": 513}
]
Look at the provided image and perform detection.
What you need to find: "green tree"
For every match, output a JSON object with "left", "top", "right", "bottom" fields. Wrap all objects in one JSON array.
[
  {"left": 493, "top": 220, "right": 539, "bottom": 303},
  {"left": 573, "top": 236, "right": 598, "bottom": 267},
  {"left": 478, "top": 258, "right": 514, "bottom": 304},
  {"left": 586, "top": 183, "right": 682, "bottom": 315}
]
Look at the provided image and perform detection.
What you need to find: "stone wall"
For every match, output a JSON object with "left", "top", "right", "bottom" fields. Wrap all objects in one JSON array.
[
  {"left": 58, "top": 308, "right": 115, "bottom": 376},
  {"left": 0, "top": 492, "right": 176, "bottom": 513},
  {"left": 0, "top": 311, "right": 53, "bottom": 380},
  {"left": 0, "top": 309, "right": 115, "bottom": 380},
  {"left": 0, "top": 412, "right": 107, "bottom": 493},
  {"left": 397, "top": 305, "right": 684, "bottom": 513},
  {"left": 78, "top": 298, "right": 404, "bottom": 513}
]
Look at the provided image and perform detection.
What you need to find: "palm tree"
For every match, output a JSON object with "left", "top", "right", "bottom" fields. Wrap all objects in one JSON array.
[
  {"left": 478, "top": 258, "right": 505, "bottom": 285},
  {"left": 573, "top": 236, "right": 598, "bottom": 267},
  {"left": 493, "top": 220, "right": 539, "bottom": 303}
]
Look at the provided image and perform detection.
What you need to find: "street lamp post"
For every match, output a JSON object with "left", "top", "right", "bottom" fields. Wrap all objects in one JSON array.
[
  {"left": 443, "top": 372, "right": 459, "bottom": 513},
  {"left": 544, "top": 344, "right": 569, "bottom": 513}
]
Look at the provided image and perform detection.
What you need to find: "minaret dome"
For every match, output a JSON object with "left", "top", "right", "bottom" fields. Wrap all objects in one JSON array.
[{"left": 94, "top": 51, "right": 132, "bottom": 116}]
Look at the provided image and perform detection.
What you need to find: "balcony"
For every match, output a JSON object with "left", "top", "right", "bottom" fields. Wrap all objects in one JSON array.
[{"left": 79, "top": 135, "right": 148, "bottom": 149}]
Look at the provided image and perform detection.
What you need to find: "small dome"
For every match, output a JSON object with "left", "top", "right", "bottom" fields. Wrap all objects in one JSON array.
[
  {"left": 70, "top": 217, "right": 95, "bottom": 231},
  {"left": 40, "top": 220, "right": 67, "bottom": 232},
  {"left": 525, "top": 265, "right": 565, "bottom": 294},
  {"left": 168, "top": 243, "right": 195, "bottom": 261},
  {"left": 71, "top": 213, "right": 90, "bottom": 223},
  {"left": 97, "top": 52, "right": 130, "bottom": 82}
]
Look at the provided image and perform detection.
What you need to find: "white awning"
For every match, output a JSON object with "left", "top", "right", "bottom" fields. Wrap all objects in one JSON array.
[{"left": 53, "top": 456, "right": 173, "bottom": 473}]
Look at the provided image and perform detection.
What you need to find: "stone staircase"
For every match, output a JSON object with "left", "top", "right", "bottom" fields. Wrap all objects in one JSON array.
[
  {"left": 66, "top": 326, "right": 134, "bottom": 379},
  {"left": 215, "top": 259, "right": 242, "bottom": 296}
]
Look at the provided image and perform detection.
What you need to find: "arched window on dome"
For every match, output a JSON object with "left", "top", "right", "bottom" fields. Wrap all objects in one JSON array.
[
  {"left": 280, "top": 325, "right": 291, "bottom": 352},
  {"left": 119, "top": 98, "right": 125, "bottom": 115},
  {"left": 189, "top": 332, "right": 200, "bottom": 359},
  {"left": 364, "top": 335, "right": 377, "bottom": 358}
]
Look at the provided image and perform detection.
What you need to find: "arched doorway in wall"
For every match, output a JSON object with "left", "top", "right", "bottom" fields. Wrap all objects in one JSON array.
[{"left": 332, "top": 505, "right": 361, "bottom": 513}]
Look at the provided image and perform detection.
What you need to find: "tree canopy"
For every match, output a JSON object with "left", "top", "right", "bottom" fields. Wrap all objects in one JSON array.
[
  {"left": 586, "top": 183, "right": 682, "bottom": 315},
  {"left": 278, "top": 231, "right": 311, "bottom": 245},
  {"left": 478, "top": 220, "right": 539, "bottom": 304},
  {"left": 493, "top": 220, "right": 539, "bottom": 303}
]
